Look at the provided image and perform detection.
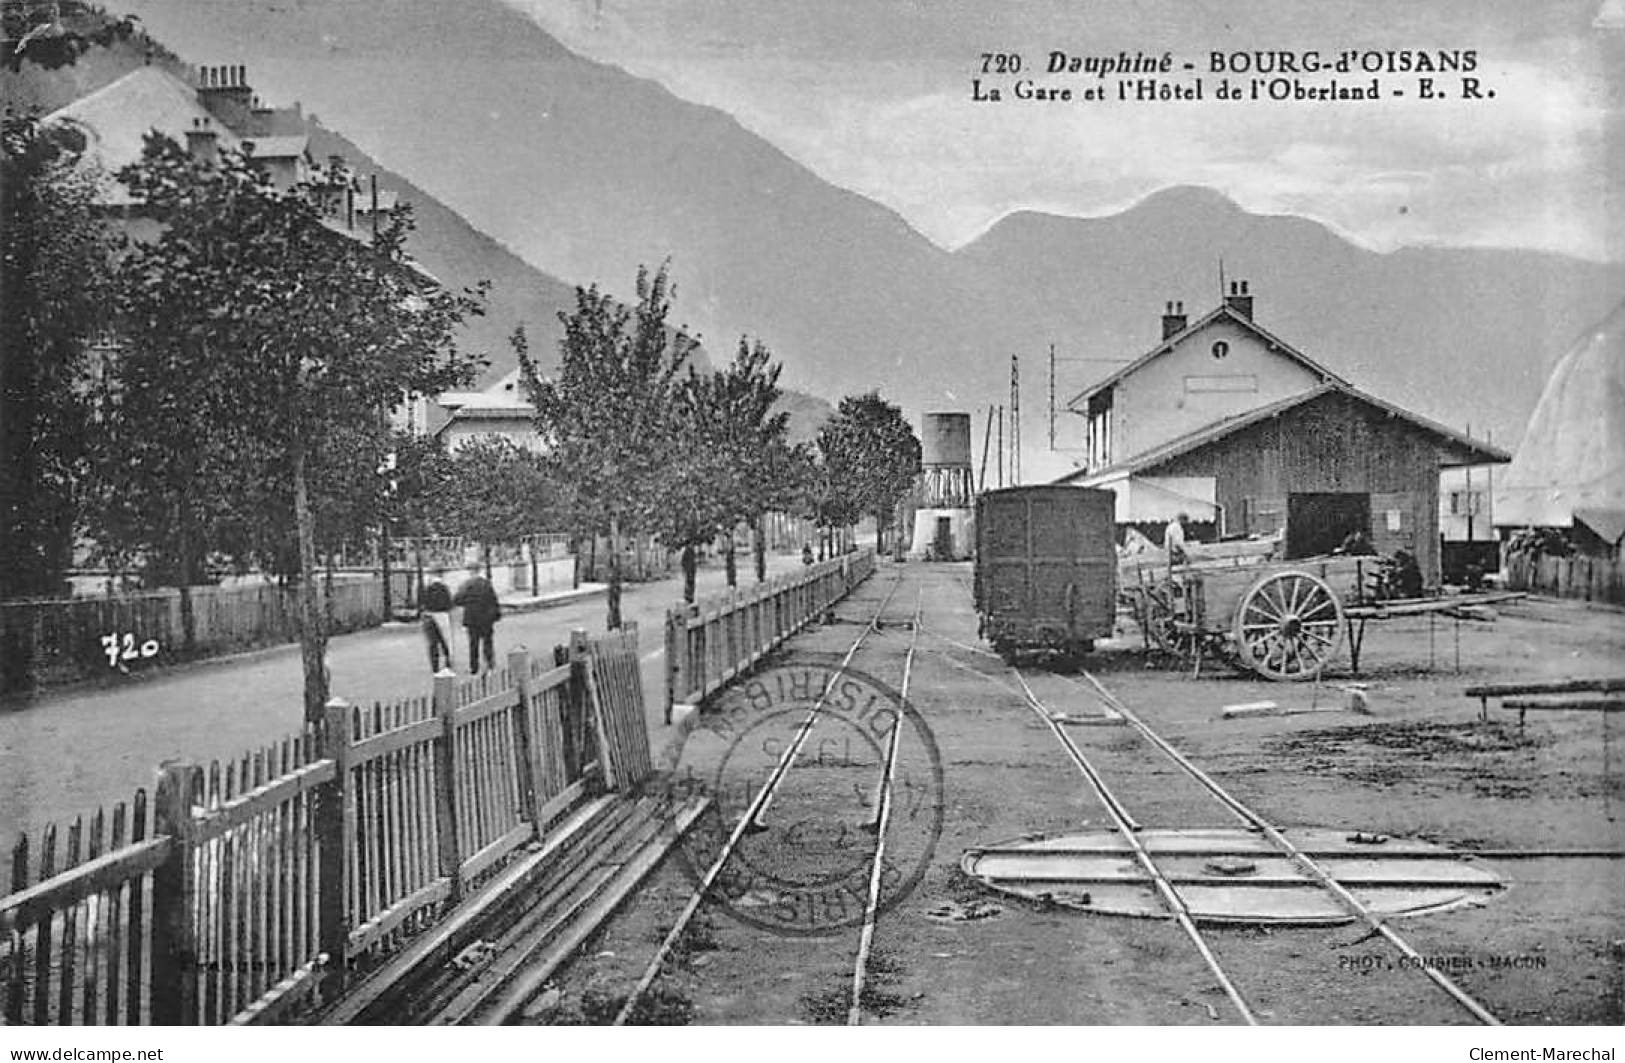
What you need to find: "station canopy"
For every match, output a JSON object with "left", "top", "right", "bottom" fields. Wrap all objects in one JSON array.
[{"left": 1082, "top": 472, "right": 1218, "bottom": 524}]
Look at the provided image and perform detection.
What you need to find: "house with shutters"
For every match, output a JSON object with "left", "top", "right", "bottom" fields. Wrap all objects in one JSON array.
[{"left": 1057, "top": 282, "right": 1510, "bottom": 585}]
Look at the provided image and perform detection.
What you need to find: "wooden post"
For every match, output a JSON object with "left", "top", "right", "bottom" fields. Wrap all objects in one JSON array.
[
  {"left": 570, "top": 629, "right": 618, "bottom": 791},
  {"left": 151, "top": 761, "right": 200, "bottom": 1025},
  {"left": 431, "top": 671, "right": 463, "bottom": 902},
  {"left": 316, "top": 697, "right": 353, "bottom": 989},
  {"left": 664, "top": 609, "right": 680, "bottom": 726},
  {"left": 508, "top": 646, "right": 542, "bottom": 830}
]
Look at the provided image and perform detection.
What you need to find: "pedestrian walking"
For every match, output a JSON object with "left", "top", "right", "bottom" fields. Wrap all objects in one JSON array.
[
  {"left": 420, "top": 574, "right": 455, "bottom": 673},
  {"left": 453, "top": 565, "right": 502, "bottom": 675}
]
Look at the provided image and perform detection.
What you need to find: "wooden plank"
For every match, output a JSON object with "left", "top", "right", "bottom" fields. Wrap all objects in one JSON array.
[
  {"left": 535, "top": 777, "right": 591, "bottom": 829},
  {"left": 347, "top": 718, "right": 440, "bottom": 767},
  {"left": 458, "top": 823, "right": 534, "bottom": 884},
  {"left": 1347, "top": 592, "right": 1526, "bottom": 619},
  {"left": 1502, "top": 697, "right": 1625, "bottom": 713},
  {"left": 452, "top": 687, "right": 521, "bottom": 729},
  {"left": 1467, "top": 677, "right": 1625, "bottom": 698},
  {"left": 227, "top": 956, "right": 326, "bottom": 1026},
  {"left": 345, "top": 878, "right": 454, "bottom": 958},
  {"left": 0, "top": 838, "right": 171, "bottom": 936},
  {"left": 188, "top": 761, "right": 339, "bottom": 844},
  {"left": 473, "top": 794, "right": 710, "bottom": 1025},
  {"left": 319, "top": 795, "right": 617, "bottom": 1026}
]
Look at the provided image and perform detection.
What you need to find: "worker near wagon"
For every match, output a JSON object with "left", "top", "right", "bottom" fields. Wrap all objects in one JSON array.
[
  {"left": 420, "top": 572, "right": 456, "bottom": 673},
  {"left": 453, "top": 564, "right": 502, "bottom": 675},
  {"left": 1164, "top": 512, "right": 1190, "bottom": 566},
  {"left": 1336, "top": 527, "right": 1378, "bottom": 556}
]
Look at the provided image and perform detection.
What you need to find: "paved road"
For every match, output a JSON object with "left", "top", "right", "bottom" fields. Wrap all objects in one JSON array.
[{"left": 0, "top": 553, "right": 810, "bottom": 844}]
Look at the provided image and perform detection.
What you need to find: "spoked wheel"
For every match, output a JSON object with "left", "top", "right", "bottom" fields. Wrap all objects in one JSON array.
[
  {"left": 1231, "top": 569, "right": 1345, "bottom": 681},
  {"left": 1142, "top": 583, "right": 1202, "bottom": 664}
]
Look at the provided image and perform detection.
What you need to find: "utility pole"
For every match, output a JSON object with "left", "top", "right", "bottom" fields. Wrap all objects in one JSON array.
[
  {"left": 1048, "top": 343, "right": 1056, "bottom": 450},
  {"left": 996, "top": 404, "right": 1004, "bottom": 488},
  {"left": 1464, "top": 422, "right": 1474, "bottom": 542},
  {"left": 1010, "top": 355, "right": 1021, "bottom": 486},
  {"left": 978, "top": 405, "right": 994, "bottom": 493}
]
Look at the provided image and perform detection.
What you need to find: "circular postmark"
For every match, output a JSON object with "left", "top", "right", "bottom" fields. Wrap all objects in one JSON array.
[{"left": 662, "top": 655, "right": 945, "bottom": 937}]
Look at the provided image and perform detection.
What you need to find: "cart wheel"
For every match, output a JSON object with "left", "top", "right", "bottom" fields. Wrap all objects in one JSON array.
[
  {"left": 1232, "top": 569, "right": 1345, "bottom": 681},
  {"left": 1142, "top": 583, "right": 1199, "bottom": 663}
]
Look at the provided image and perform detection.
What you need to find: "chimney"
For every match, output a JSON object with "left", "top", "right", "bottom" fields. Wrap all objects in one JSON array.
[
  {"left": 1224, "top": 279, "right": 1254, "bottom": 320},
  {"left": 196, "top": 63, "right": 254, "bottom": 133},
  {"left": 184, "top": 116, "right": 218, "bottom": 165},
  {"left": 1161, "top": 300, "right": 1187, "bottom": 341}
]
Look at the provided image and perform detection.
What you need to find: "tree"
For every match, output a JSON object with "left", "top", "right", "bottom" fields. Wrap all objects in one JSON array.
[
  {"left": 519, "top": 264, "right": 697, "bottom": 628},
  {"left": 1, "top": 2, "right": 143, "bottom": 72},
  {"left": 98, "top": 134, "right": 486, "bottom": 720},
  {"left": 0, "top": 113, "right": 115, "bottom": 601},
  {"left": 687, "top": 338, "right": 792, "bottom": 588},
  {"left": 818, "top": 392, "right": 921, "bottom": 554},
  {"left": 431, "top": 435, "right": 558, "bottom": 555}
]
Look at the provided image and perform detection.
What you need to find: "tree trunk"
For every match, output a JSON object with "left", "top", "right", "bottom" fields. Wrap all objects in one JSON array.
[
  {"left": 875, "top": 510, "right": 885, "bottom": 554},
  {"left": 724, "top": 532, "right": 737, "bottom": 588},
  {"left": 607, "top": 516, "right": 623, "bottom": 629},
  {"left": 293, "top": 444, "right": 329, "bottom": 724},
  {"left": 381, "top": 525, "right": 392, "bottom": 621},
  {"left": 682, "top": 543, "right": 698, "bottom": 603},
  {"left": 754, "top": 515, "right": 767, "bottom": 583}
]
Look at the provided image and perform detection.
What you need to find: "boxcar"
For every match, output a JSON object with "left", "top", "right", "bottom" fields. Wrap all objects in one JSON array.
[{"left": 974, "top": 486, "right": 1117, "bottom": 661}]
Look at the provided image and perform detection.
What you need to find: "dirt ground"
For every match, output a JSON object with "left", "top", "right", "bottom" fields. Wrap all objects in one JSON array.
[{"left": 528, "top": 562, "right": 1625, "bottom": 1026}]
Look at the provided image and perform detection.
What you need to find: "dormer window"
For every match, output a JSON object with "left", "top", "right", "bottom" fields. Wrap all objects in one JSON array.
[{"left": 1211, "top": 340, "right": 1230, "bottom": 360}]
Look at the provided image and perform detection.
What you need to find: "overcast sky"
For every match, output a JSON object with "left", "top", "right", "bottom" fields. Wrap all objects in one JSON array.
[
  {"left": 499, "top": 0, "right": 1623, "bottom": 261},
  {"left": 115, "top": 0, "right": 1623, "bottom": 262}
]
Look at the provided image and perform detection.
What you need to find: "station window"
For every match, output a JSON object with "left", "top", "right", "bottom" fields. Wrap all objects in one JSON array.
[{"left": 1211, "top": 340, "right": 1229, "bottom": 360}]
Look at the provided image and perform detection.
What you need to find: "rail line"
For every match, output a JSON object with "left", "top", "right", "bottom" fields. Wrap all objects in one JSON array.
[
  {"left": 609, "top": 574, "right": 910, "bottom": 1026},
  {"left": 1006, "top": 659, "right": 1503, "bottom": 1026},
  {"left": 848, "top": 590, "right": 922, "bottom": 1025},
  {"left": 1053, "top": 667, "right": 1503, "bottom": 1025},
  {"left": 1008, "top": 667, "right": 1259, "bottom": 1025}
]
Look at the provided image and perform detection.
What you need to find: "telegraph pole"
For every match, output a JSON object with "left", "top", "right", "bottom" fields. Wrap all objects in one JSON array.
[
  {"left": 996, "top": 405, "right": 1004, "bottom": 488},
  {"left": 1010, "top": 355, "right": 1021, "bottom": 485},
  {"left": 1048, "top": 343, "right": 1056, "bottom": 450}
]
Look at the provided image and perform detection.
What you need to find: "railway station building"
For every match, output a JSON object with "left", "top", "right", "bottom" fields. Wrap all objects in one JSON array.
[{"left": 1057, "top": 286, "right": 1510, "bottom": 585}]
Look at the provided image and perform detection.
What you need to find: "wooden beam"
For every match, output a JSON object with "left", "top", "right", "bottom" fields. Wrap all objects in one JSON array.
[
  {"left": 1467, "top": 677, "right": 1625, "bottom": 698},
  {"left": 1501, "top": 697, "right": 1625, "bottom": 713}
]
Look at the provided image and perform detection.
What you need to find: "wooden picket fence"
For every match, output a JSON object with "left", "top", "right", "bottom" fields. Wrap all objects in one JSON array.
[
  {"left": 0, "top": 627, "right": 652, "bottom": 1026},
  {"left": 0, "top": 575, "right": 411, "bottom": 695},
  {"left": 663, "top": 548, "right": 877, "bottom": 720},
  {"left": 1505, "top": 551, "right": 1625, "bottom": 606}
]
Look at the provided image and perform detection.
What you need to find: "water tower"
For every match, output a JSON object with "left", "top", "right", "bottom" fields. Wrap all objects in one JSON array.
[{"left": 908, "top": 412, "right": 975, "bottom": 560}]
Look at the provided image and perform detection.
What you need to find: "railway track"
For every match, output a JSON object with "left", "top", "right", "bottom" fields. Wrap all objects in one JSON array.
[
  {"left": 996, "top": 658, "right": 1504, "bottom": 1026},
  {"left": 608, "top": 573, "right": 927, "bottom": 1026}
]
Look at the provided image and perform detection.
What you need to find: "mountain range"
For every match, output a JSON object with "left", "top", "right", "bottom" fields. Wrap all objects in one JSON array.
[{"left": 17, "top": 0, "right": 1625, "bottom": 462}]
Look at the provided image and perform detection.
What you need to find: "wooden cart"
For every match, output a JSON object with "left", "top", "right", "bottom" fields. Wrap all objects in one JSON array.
[{"left": 1128, "top": 554, "right": 1369, "bottom": 681}]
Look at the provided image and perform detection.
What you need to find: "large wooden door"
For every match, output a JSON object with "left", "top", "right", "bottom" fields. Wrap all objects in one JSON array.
[{"left": 1286, "top": 492, "right": 1370, "bottom": 559}]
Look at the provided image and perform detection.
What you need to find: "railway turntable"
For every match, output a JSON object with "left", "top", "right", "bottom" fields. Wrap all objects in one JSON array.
[{"left": 963, "top": 827, "right": 1504, "bottom": 925}]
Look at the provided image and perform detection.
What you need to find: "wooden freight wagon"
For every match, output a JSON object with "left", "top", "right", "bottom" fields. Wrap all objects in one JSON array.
[{"left": 974, "top": 486, "right": 1117, "bottom": 662}]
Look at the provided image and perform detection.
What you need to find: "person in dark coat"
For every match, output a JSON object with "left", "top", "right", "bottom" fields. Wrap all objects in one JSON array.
[
  {"left": 420, "top": 575, "right": 455, "bottom": 673},
  {"left": 453, "top": 568, "right": 502, "bottom": 675}
]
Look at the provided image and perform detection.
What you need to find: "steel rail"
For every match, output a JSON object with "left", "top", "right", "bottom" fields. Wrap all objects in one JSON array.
[
  {"left": 611, "top": 573, "right": 905, "bottom": 1026},
  {"left": 848, "top": 589, "right": 923, "bottom": 1025},
  {"left": 1008, "top": 668, "right": 1260, "bottom": 1026},
  {"left": 1057, "top": 669, "right": 1504, "bottom": 1027}
]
